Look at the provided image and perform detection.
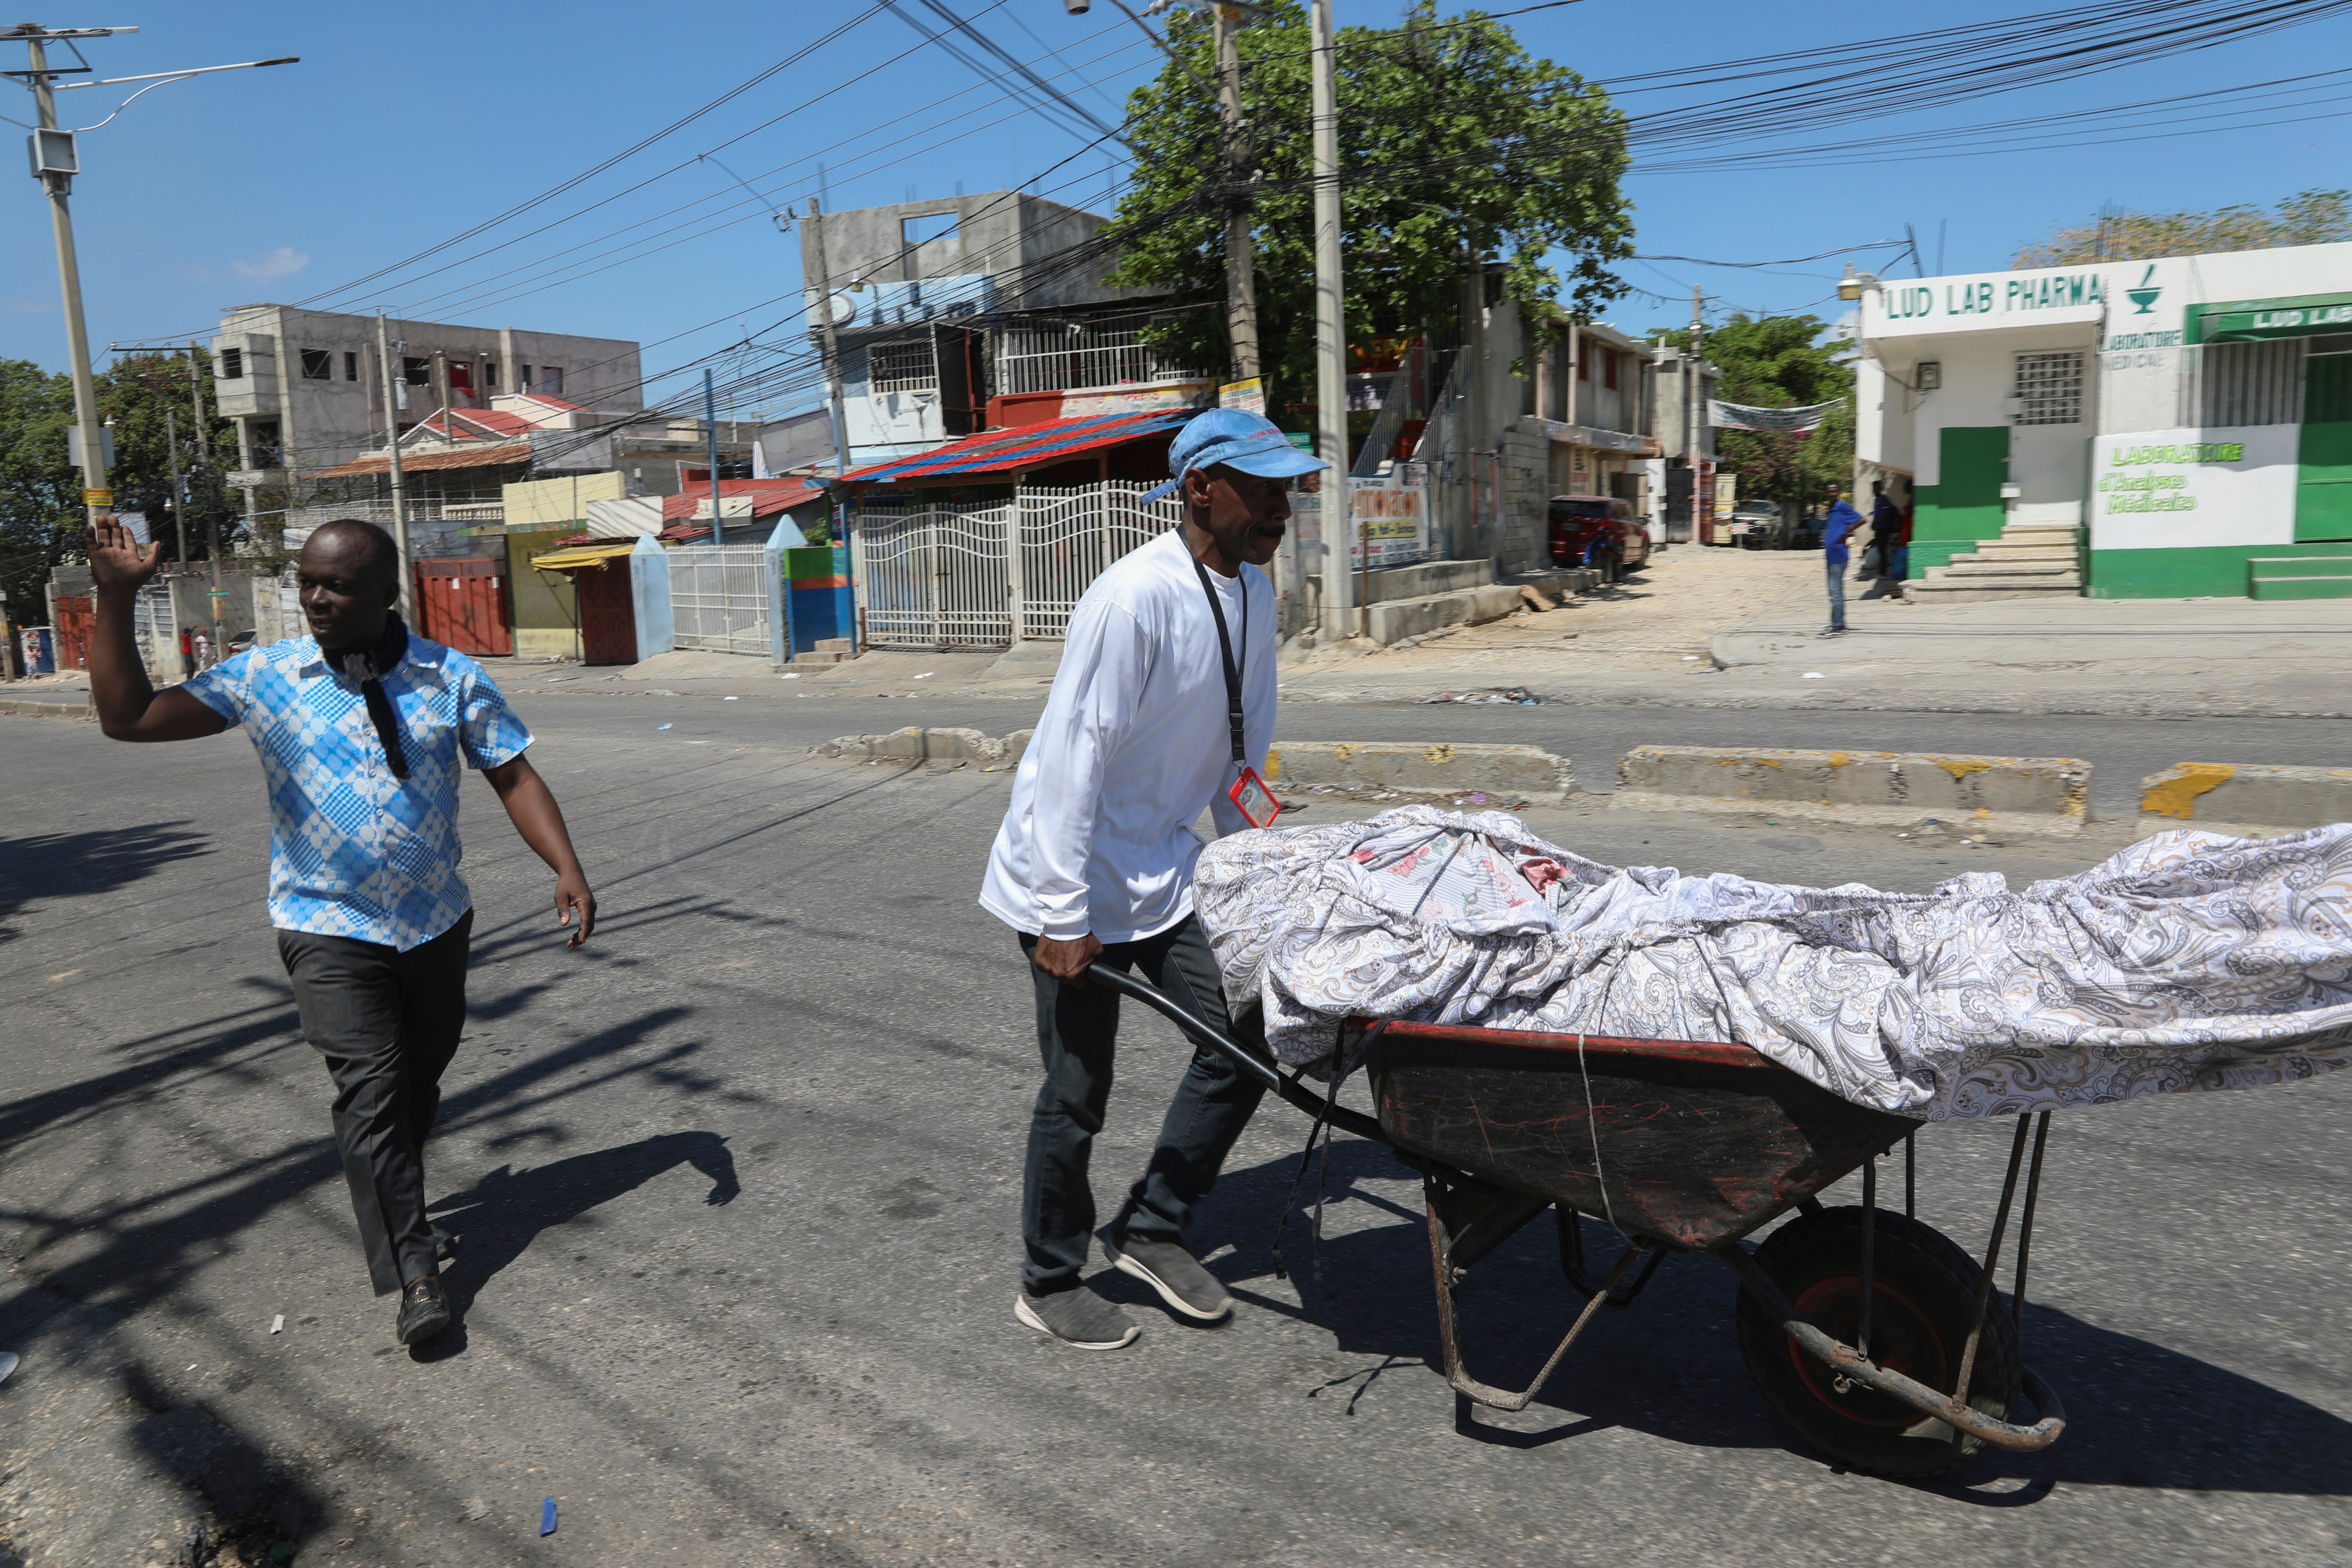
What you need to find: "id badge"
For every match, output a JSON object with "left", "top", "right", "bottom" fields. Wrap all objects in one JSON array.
[{"left": 1229, "top": 765, "right": 1281, "bottom": 829}]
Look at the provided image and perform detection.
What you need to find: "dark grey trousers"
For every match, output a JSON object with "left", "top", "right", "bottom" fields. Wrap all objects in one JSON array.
[
  {"left": 1018, "top": 916, "right": 1267, "bottom": 1297},
  {"left": 278, "top": 911, "right": 472, "bottom": 1295}
]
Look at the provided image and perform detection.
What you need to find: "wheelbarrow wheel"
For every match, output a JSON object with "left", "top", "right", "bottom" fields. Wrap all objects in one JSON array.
[{"left": 1734, "top": 1206, "right": 2021, "bottom": 1478}]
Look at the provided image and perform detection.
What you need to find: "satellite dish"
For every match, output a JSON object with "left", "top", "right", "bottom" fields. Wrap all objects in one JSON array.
[{"left": 825, "top": 292, "right": 857, "bottom": 327}]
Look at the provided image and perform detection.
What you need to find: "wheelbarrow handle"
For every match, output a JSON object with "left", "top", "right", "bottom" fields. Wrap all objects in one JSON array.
[
  {"left": 1713, "top": 1243, "right": 2068, "bottom": 1453},
  {"left": 1080, "top": 965, "right": 1388, "bottom": 1145}
]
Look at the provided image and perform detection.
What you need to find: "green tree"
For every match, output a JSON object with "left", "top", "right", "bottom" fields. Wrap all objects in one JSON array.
[
  {"left": 2014, "top": 189, "right": 2351, "bottom": 267},
  {"left": 100, "top": 351, "right": 243, "bottom": 565},
  {"left": 1651, "top": 313, "right": 1854, "bottom": 506},
  {"left": 0, "top": 358, "right": 78, "bottom": 626},
  {"left": 1105, "top": 0, "right": 1632, "bottom": 418}
]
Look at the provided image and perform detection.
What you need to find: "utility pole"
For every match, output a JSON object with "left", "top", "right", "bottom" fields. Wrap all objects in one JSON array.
[
  {"left": 375, "top": 313, "right": 411, "bottom": 617},
  {"left": 704, "top": 368, "right": 726, "bottom": 545},
  {"left": 188, "top": 342, "right": 225, "bottom": 656},
  {"left": 1212, "top": 4, "right": 1259, "bottom": 381},
  {"left": 15, "top": 24, "right": 123, "bottom": 526},
  {"left": 806, "top": 197, "right": 853, "bottom": 480},
  {"left": 1686, "top": 284, "right": 1704, "bottom": 546},
  {"left": 1309, "top": 0, "right": 1351, "bottom": 640},
  {"left": 163, "top": 408, "right": 185, "bottom": 561}
]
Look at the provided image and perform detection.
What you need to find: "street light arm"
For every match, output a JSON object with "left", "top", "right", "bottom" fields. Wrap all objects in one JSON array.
[
  {"left": 56, "top": 56, "right": 298, "bottom": 88},
  {"left": 62, "top": 57, "right": 297, "bottom": 132}
]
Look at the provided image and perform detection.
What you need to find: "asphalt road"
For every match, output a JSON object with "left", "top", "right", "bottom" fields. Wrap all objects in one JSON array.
[{"left": 1, "top": 696, "right": 2348, "bottom": 1568}]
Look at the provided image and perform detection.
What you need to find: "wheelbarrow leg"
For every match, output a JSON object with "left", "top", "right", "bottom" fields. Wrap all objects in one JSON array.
[{"left": 1428, "top": 1181, "right": 1649, "bottom": 1413}]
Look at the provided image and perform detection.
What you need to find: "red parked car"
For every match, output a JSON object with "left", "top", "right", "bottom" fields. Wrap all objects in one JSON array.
[{"left": 1547, "top": 494, "right": 1652, "bottom": 583}]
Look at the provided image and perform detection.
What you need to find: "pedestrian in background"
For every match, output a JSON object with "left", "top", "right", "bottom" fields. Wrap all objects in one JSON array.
[
  {"left": 1821, "top": 483, "right": 1864, "bottom": 635},
  {"left": 1858, "top": 479, "right": 1905, "bottom": 601},
  {"left": 81, "top": 516, "right": 598, "bottom": 1349}
]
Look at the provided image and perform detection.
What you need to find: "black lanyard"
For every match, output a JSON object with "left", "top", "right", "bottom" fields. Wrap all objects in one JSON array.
[{"left": 1192, "top": 557, "right": 1247, "bottom": 766}]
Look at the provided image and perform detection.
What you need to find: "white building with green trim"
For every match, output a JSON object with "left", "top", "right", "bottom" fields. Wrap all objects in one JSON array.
[{"left": 1855, "top": 241, "right": 2352, "bottom": 599}]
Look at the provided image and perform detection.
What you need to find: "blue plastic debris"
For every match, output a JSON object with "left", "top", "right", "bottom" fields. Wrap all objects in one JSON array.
[
  {"left": 540, "top": 1498, "right": 557, "bottom": 1536},
  {"left": 657, "top": 722, "right": 673, "bottom": 731}
]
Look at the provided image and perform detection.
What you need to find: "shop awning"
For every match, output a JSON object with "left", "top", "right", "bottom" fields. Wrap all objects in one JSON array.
[
  {"left": 830, "top": 408, "right": 1194, "bottom": 487},
  {"left": 529, "top": 541, "right": 637, "bottom": 572}
]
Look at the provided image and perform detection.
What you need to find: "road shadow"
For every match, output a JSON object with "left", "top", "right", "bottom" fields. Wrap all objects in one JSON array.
[
  {"left": 422, "top": 1130, "right": 740, "bottom": 1354},
  {"left": 0, "top": 821, "right": 212, "bottom": 942},
  {"left": 121, "top": 1364, "right": 327, "bottom": 1561},
  {"left": 1172, "top": 1136, "right": 2352, "bottom": 1498}
]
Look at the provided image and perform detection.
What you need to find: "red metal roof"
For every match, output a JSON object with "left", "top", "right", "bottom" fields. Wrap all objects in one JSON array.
[
  {"left": 311, "top": 443, "right": 533, "bottom": 479},
  {"left": 419, "top": 408, "right": 537, "bottom": 440},
  {"left": 658, "top": 478, "right": 823, "bottom": 524},
  {"left": 831, "top": 408, "right": 1192, "bottom": 487}
]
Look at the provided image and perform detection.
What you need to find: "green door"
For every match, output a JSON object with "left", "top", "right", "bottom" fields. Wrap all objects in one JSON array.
[{"left": 2298, "top": 352, "right": 2352, "bottom": 541}]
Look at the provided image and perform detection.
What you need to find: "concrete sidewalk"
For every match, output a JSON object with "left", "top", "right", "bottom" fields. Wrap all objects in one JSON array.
[{"left": 1708, "top": 590, "right": 2352, "bottom": 718}]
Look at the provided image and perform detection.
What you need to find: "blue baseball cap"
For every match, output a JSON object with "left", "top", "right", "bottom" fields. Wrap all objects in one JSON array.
[{"left": 1139, "top": 407, "right": 1328, "bottom": 504}]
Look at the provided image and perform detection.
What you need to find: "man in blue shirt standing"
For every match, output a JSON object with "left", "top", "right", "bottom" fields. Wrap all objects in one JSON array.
[
  {"left": 84, "top": 517, "right": 596, "bottom": 1347},
  {"left": 1821, "top": 482, "right": 1865, "bottom": 636}
]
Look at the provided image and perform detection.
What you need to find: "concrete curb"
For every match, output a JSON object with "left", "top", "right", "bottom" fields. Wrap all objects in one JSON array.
[
  {"left": 812, "top": 726, "right": 1032, "bottom": 767},
  {"left": 2138, "top": 763, "right": 2352, "bottom": 837},
  {"left": 1613, "top": 745, "right": 2092, "bottom": 835},
  {"left": 0, "top": 697, "right": 92, "bottom": 721},
  {"left": 1266, "top": 741, "right": 1577, "bottom": 801}
]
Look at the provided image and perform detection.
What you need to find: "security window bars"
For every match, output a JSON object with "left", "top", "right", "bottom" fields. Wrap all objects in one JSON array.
[
  {"left": 993, "top": 326, "right": 1202, "bottom": 397},
  {"left": 869, "top": 337, "right": 939, "bottom": 395},
  {"left": 218, "top": 348, "right": 244, "bottom": 380},
  {"left": 344, "top": 351, "right": 360, "bottom": 382},
  {"left": 2012, "top": 351, "right": 2084, "bottom": 425},
  {"left": 2198, "top": 338, "right": 2305, "bottom": 428}
]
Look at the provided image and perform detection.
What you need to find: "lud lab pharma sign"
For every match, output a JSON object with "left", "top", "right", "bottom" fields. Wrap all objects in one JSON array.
[{"left": 1876, "top": 269, "right": 2118, "bottom": 325}]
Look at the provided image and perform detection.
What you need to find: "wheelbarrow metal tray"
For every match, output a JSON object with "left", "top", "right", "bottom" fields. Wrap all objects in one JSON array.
[{"left": 1365, "top": 1021, "right": 1922, "bottom": 1250}]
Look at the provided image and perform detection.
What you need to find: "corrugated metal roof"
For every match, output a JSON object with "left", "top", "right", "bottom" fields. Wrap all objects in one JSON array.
[
  {"left": 529, "top": 541, "right": 637, "bottom": 571},
  {"left": 830, "top": 408, "right": 1192, "bottom": 487},
  {"left": 312, "top": 443, "right": 534, "bottom": 479},
  {"left": 658, "top": 478, "right": 823, "bottom": 524}
]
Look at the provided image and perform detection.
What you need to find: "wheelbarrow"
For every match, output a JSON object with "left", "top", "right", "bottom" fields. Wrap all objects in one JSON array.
[{"left": 1087, "top": 968, "right": 2066, "bottom": 1479}]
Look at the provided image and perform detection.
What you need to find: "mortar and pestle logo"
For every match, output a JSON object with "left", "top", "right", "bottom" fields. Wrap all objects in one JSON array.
[{"left": 2126, "top": 264, "right": 2161, "bottom": 315}]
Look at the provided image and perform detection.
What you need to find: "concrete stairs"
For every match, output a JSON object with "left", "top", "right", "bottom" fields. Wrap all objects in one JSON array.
[
  {"left": 2249, "top": 546, "right": 2352, "bottom": 600},
  {"left": 788, "top": 637, "right": 858, "bottom": 669},
  {"left": 1905, "top": 522, "right": 2082, "bottom": 603}
]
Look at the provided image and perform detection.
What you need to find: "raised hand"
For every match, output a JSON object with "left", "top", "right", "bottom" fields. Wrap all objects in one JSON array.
[{"left": 86, "top": 518, "right": 165, "bottom": 596}]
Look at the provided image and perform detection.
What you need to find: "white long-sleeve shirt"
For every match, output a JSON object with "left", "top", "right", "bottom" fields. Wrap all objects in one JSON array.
[{"left": 980, "top": 527, "right": 1277, "bottom": 943}]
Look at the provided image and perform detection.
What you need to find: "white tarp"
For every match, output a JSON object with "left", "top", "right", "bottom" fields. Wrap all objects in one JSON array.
[{"left": 1192, "top": 806, "right": 2352, "bottom": 1121}]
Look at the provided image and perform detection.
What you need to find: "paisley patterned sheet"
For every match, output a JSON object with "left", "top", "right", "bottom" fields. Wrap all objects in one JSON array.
[{"left": 1191, "top": 805, "right": 2352, "bottom": 1120}]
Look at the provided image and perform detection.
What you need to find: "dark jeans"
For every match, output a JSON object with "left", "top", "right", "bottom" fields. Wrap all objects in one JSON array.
[
  {"left": 1826, "top": 558, "right": 1848, "bottom": 628},
  {"left": 1017, "top": 916, "right": 1267, "bottom": 1297},
  {"left": 278, "top": 911, "right": 472, "bottom": 1295}
]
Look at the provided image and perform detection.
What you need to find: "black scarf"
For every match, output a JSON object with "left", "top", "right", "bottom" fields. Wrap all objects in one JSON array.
[{"left": 327, "top": 612, "right": 412, "bottom": 780}]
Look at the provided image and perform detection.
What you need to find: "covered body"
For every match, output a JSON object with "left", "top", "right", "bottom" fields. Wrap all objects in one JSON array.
[{"left": 1192, "top": 806, "right": 2352, "bottom": 1120}]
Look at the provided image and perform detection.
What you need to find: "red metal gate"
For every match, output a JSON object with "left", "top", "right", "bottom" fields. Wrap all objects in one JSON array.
[
  {"left": 412, "top": 557, "right": 512, "bottom": 657},
  {"left": 53, "top": 594, "right": 92, "bottom": 670},
  {"left": 575, "top": 560, "right": 637, "bottom": 665}
]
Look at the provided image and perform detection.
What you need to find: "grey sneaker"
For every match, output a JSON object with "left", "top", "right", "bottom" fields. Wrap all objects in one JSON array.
[
  {"left": 1015, "top": 1287, "right": 1139, "bottom": 1350},
  {"left": 1106, "top": 1234, "right": 1232, "bottom": 1322}
]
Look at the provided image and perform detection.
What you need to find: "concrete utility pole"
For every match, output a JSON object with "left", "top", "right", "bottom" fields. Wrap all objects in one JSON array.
[
  {"left": 187, "top": 342, "right": 224, "bottom": 656},
  {"left": 704, "top": 368, "right": 725, "bottom": 545},
  {"left": 16, "top": 25, "right": 120, "bottom": 526},
  {"left": 806, "top": 197, "right": 854, "bottom": 480},
  {"left": 1309, "top": 0, "right": 1352, "bottom": 639},
  {"left": 1686, "top": 283, "right": 1704, "bottom": 545},
  {"left": 1213, "top": 4, "right": 1259, "bottom": 381},
  {"left": 376, "top": 313, "right": 411, "bottom": 617},
  {"left": 163, "top": 408, "right": 185, "bottom": 560}
]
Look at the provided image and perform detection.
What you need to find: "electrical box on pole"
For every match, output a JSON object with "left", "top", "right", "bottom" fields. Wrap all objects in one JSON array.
[{"left": 26, "top": 127, "right": 75, "bottom": 176}]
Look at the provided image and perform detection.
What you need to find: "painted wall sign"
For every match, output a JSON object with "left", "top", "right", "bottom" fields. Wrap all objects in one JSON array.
[{"left": 2088, "top": 426, "right": 2297, "bottom": 551}]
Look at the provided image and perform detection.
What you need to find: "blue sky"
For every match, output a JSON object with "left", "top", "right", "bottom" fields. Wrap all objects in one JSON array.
[{"left": 5, "top": 0, "right": 2348, "bottom": 418}]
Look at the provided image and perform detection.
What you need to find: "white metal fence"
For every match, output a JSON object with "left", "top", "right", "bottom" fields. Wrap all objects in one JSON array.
[
  {"left": 993, "top": 327, "right": 1201, "bottom": 397},
  {"left": 667, "top": 544, "right": 771, "bottom": 655},
  {"left": 852, "top": 483, "right": 1181, "bottom": 649}
]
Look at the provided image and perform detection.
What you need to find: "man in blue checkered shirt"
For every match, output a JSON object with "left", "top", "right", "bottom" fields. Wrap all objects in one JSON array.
[{"left": 85, "top": 517, "right": 597, "bottom": 1348}]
